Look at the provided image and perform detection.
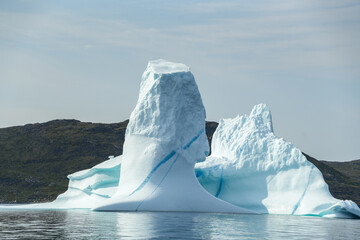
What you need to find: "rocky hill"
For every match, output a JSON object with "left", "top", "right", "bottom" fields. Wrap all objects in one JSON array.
[
  {"left": 305, "top": 153, "right": 360, "bottom": 205},
  {"left": 0, "top": 120, "right": 127, "bottom": 203},
  {"left": 0, "top": 120, "right": 359, "bottom": 205}
]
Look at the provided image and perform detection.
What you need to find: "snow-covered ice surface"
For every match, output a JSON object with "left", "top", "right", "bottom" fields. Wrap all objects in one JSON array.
[
  {"left": 92, "top": 59, "right": 254, "bottom": 213},
  {"left": 195, "top": 104, "right": 360, "bottom": 218}
]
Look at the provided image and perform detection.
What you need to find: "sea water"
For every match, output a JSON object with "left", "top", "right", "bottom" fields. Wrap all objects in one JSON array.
[{"left": 0, "top": 210, "right": 359, "bottom": 239}]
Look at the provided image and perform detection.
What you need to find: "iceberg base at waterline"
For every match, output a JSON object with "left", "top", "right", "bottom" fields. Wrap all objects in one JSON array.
[
  {"left": 91, "top": 137, "right": 253, "bottom": 214},
  {"left": 3, "top": 147, "right": 358, "bottom": 218}
]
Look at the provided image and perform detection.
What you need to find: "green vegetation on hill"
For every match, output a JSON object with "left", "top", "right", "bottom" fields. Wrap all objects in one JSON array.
[
  {"left": 321, "top": 158, "right": 360, "bottom": 204},
  {"left": 0, "top": 120, "right": 127, "bottom": 203},
  {"left": 0, "top": 120, "right": 359, "bottom": 206}
]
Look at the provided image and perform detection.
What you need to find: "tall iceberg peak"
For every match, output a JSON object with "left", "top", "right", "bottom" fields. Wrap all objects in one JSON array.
[
  {"left": 126, "top": 59, "right": 209, "bottom": 160},
  {"left": 93, "top": 60, "right": 254, "bottom": 213},
  {"left": 146, "top": 59, "right": 190, "bottom": 74}
]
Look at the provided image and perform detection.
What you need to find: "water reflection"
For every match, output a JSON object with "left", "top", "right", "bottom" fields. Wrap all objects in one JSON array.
[
  {"left": 115, "top": 212, "right": 213, "bottom": 239},
  {"left": 263, "top": 214, "right": 360, "bottom": 239},
  {"left": 0, "top": 210, "right": 358, "bottom": 239},
  {"left": 0, "top": 210, "right": 67, "bottom": 239},
  {"left": 64, "top": 210, "right": 119, "bottom": 239}
]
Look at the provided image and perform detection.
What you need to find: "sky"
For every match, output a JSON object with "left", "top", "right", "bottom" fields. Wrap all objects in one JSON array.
[{"left": 0, "top": 0, "right": 359, "bottom": 161}]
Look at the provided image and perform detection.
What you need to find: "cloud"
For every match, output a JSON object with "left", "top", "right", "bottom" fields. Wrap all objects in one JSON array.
[
  {"left": 0, "top": 0, "right": 359, "bottom": 160},
  {"left": 1, "top": 0, "right": 359, "bottom": 67}
]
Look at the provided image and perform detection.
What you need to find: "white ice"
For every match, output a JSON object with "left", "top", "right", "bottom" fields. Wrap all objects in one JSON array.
[
  {"left": 47, "top": 155, "right": 122, "bottom": 208},
  {"left": 195, "top": 104, "right": 360, "bottom": 218},
  {"left": 92, "top": 59, "right": 254, "bottom": 213}
]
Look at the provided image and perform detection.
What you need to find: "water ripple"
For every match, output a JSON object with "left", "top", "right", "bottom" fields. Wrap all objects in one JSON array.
[{"left": 0, "top": 209, "right": 358, "bottom": 239}]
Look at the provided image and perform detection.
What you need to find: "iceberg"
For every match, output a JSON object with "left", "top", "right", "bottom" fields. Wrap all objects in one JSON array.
[
  {"left": 195, "top": 104, "right": 360, "bottom": 218},
  {"left": 92, "top": 60, "right": 254, "bottom": 213},
  {"left": 2, "top": 60, "right": 359, "bottom": 219}
]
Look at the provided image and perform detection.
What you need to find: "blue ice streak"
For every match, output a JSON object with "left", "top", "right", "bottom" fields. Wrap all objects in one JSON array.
[
  {"left": 136, "top": 155, "right": 180, "bottom": 211},
  {"left": 129, "top": 128, "right": 205, "bottom": 197},
  {"left": 291, "top": 165, "right": 314, "bottom": 215},
  {"left": 183, "top": 129, "right": 204, "bottom": 150},
  {"left": 129, "top": 150, "right": 176, "bottom": 196},
  {"left": 215, "top": 167, "right": 224, "bottom": 198}
]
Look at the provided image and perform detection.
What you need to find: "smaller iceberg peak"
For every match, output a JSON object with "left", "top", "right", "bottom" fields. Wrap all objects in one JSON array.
[
  {"left": 147, "top": 59, "right": 190, "bottom": 74},
  {"left": 210, "top": 104, "right": 274, "bottom": 160},
  {"left": 250, "top": 103, "right": 271, "bottom": 117},
  {"left": 196, "top": 103, "right": 360, "bottom": 218},
  {"left": 250, "top": 103, "right": 273, "bottom": 133}
]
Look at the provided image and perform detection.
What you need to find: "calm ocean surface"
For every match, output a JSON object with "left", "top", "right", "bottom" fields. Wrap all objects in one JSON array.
[{"left": 0, "top": 209, "right": 359, "bottom": 239}]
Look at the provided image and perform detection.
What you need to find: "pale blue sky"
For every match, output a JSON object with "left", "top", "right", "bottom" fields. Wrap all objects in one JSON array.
[{"left": 0, "top": 0, "right": 359, "bottom": 161}]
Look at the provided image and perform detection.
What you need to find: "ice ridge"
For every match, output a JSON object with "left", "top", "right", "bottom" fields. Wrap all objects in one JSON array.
[{"left": 196, "top": 104, "right": 360, "bottom": 218}]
